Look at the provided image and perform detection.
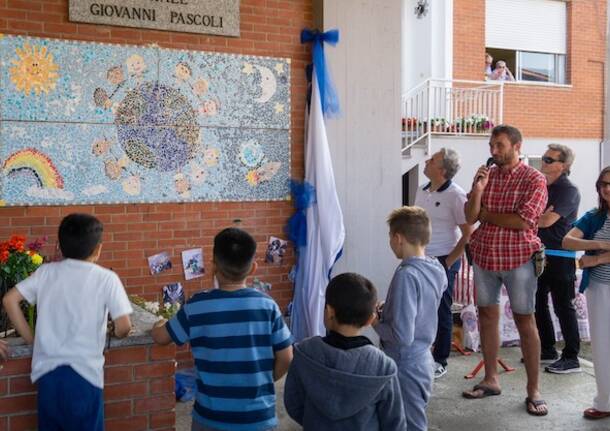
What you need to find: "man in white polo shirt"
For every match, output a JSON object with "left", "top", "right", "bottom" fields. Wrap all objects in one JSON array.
[{"left": 415, "top": 148, "right": 472, "bottom": 379}]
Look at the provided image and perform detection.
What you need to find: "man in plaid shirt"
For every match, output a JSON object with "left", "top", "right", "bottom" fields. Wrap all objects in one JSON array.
[{"left": 462, "top": 125, "right": 549, "bottom": 416}]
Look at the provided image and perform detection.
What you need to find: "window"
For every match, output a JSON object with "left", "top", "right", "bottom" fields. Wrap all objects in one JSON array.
[
  {"left": 486, "top": 0, "right": 567, "bottom": 84},
  {"left": 518, "top": 52, "right": 565, "bottom": 83}
]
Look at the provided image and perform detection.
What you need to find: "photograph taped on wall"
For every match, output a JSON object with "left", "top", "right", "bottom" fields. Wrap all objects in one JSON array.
[
  {"left": 181, "top": 248, "right": 204, "bottom": 280},
  {"left": 163, "top": 282, "right": 185, "bottom": 306},
  {"left": 0, "top": 34, "right": 291, "bottom": 206},
  {"left": 148, "top": 251, "right": 172, "bottom": 275},
  {"left": 265, "top": 236, "right": 288, "bottom": 265}
]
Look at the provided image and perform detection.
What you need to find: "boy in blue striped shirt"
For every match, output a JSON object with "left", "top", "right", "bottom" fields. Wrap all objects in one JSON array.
[{"left": 152, "top": 228, "right": 293, "bottom": 431}]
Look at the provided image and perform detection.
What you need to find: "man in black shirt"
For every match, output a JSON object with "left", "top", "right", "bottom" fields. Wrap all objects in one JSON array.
[{"left": 536, "top": 144, "right": 581, "bottom": 374}]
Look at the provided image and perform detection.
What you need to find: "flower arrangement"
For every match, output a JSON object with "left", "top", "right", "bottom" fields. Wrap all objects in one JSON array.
[
  {"left": 401, "top": 117, "right": 418, "bottom": 131},
  {"left": 0, "top": 235, "right": 45, "bottom": 286},
  {"left": 0, "top": 235, "right": 46, "bottom": 334},
  {"left": 452, "top": 115, "right": 494, "bottom": 133},
  {"left": 403, "top": 115, "right": 495, "bottom": 134},
  {"left": 129, "top": 295, "right": 181, "bottom": 320}
]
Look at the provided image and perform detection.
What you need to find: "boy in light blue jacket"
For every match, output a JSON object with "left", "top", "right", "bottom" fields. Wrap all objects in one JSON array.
[{"left": 374, "top": 206, "right": 448, "bottom": 431}]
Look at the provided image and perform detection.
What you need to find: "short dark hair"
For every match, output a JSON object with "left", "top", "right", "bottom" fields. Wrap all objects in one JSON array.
[
  {"left": 58, "top": 214, "right": 103, "bottom": 260},
  {"left": 213, "top": 228, "right": 257, "bottom": 281},
  {"left": 387, "top": 206, "right": 431, "bottom": 246},
  {"left": 491, "top": 124, "right": 522, "bottom": 145},
  {"left": 325, "top": 273, "right": 377, "bottom": 327}
]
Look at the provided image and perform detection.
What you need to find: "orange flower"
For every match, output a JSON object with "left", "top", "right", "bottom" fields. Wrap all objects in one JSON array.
[
  {"left": 0, "top": 250, "right": 9, "bottom": 263},
  {"left": 8, "top": 235, "right": 26, "bottom": 252}
]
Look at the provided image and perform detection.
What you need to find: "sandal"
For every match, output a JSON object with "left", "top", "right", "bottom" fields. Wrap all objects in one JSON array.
[
  {"left": 525, "top": 397, "right": 548, "bottom": 416},
  {"left": 462, "top": 384, "right": 502, "bottom": 399},
  {"left": 584, "top": 408, "right": 610, "bottom": 420}
]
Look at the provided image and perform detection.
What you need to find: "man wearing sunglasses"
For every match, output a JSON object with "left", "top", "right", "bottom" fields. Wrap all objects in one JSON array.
[{"left": 536, "top": 144, "right": 582, "bottom": 374}]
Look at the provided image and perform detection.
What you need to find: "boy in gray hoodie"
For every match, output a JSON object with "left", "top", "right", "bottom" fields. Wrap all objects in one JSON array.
[
  {"left": 373, "top": 206, "right": 448, "bottom": 431},
  {"left": 284, "top": 273, "right": 406, "bottom": 430}
]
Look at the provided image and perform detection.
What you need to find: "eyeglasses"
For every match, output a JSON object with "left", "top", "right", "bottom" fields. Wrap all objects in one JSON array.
[{"left": 542, "top": 156, "right": 563, "bottom": 164}]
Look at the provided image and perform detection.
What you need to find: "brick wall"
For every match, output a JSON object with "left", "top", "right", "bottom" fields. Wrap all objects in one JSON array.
[
  {"left": 0, "top": 344, "right": 177, "bottom": 431},
  {"left": 0, "top": 0, "right": 312, "bottom": 311},
  {"left": 453, "top": 0, "right": 606, "bottom": 139}
]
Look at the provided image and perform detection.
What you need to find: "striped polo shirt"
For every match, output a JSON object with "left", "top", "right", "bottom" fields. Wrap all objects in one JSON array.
[
  {"left": 166, "top": 288, "right": 293, "bottom": 431},
  {"left": 591, "top": 217, "right": 610, "bottom": 283}
]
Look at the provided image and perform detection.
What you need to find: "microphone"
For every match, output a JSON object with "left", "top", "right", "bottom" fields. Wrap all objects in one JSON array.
[{"left": 477, "top": 157, "right": 495, "bottom": 182}]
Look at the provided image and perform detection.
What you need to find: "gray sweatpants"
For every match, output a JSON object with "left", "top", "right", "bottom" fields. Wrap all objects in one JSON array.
[{"left": 393, "top": 351, "right": 434, "bottom": 431}]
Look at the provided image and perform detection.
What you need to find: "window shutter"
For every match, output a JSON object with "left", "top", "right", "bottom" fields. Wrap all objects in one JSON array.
[{"left": 486, "top": 0, "right": 567, "bottom": 54}]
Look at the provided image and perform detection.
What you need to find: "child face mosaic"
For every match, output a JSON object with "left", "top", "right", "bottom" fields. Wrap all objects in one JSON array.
[{"left": 0, "top": 35, "right": 291, "bottom": 205}]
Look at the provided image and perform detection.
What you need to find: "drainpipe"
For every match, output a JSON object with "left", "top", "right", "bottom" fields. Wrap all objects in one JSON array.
[{"left": 599, "top": 0, "right": 610, "bottom": 171}]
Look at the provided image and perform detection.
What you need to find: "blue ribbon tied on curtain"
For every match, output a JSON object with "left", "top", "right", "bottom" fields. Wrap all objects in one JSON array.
[
  {"left": 287, "top": 180, "right": 316, "bottom": 248},
  {"left": 301, "top": 28, "right": 341, "bottom": 117}
]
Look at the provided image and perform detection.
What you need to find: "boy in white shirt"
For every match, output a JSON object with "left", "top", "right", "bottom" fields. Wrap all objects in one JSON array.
[{"left": 3, "top": 213, "right": 133, "bottom": 430}]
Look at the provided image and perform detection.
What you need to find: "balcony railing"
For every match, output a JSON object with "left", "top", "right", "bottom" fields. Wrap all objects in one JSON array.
[{"left": 401, "top": 79, "right": 504, "bottom": 155}]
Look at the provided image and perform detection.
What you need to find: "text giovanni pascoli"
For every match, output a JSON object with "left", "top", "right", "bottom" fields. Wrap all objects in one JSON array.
[{"left": 88, "top": 0, "right": 225, "bottom": 29}]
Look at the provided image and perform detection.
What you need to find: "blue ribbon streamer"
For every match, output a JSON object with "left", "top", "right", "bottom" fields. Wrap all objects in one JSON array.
[
  {"left": 286, "top": 180, "right": 316, "bottom": 248},
  {"left": 545, "top": 249, "right": 577, "bottom": 258},
  {"left": 301, "top": 28, "right": 341, "bottom": 117}
]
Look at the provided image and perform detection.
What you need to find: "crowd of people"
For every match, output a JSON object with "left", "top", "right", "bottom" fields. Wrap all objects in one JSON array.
[
  {"left": 424, "top": 125, "right": 609, "bottom": 421},
  {"left": 1, "top": 123, "right": 610, "bottom": 429}
]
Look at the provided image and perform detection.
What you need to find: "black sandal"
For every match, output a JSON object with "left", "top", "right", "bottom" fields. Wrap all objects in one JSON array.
[
  {"left": 525, "top": 397, "right": 548, "bottom": 416},
  {"left": 462, "top": 384, "right": 502, "bottom": 399}
]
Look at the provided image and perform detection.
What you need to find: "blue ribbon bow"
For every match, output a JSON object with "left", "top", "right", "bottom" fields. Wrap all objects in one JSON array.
[
  {"left": 301, "top": 28, "right": 341, "bottom": 117},
  {"left": 287, "top": 180, "right": 316, "bottom": 248}
]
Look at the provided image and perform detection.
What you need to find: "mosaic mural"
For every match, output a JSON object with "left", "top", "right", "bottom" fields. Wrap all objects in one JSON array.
[{"left": 0, "top": 35, "right": 291, "bottom": 205}]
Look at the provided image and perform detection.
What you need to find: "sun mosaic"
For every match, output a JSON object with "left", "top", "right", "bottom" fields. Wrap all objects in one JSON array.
[
  {"left": 9, "top": 43, "right": 59, "bottom": 96},
  {"left": 0, "top": 35, "right": 291, "bottom": 206}
]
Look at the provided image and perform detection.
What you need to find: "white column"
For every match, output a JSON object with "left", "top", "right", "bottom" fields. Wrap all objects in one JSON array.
[{"left": 321, "top": 0, "right": 403, "bottom": 301}]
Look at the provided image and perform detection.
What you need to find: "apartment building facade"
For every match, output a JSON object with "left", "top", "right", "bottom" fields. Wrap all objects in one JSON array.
[{"left": 402, "top": 0, "right": 607, "bottom": 212}]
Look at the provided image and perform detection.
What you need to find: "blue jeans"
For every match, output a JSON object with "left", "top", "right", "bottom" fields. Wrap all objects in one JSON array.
[
  {"left": 432, "top": 255, "right": 461, "bottom": 367},
  {"left": 38, "top": 365, "right": 104, "bottom": 431}
]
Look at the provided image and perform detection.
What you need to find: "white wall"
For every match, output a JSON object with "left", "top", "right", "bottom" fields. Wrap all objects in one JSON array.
[
  {"left": 322, "top": 0, "right": 403, "bottom": 300},
  {"left": 402, "top": 0, "right": 453, "bottom": 93},
  {"left": 402, "top": 0, "right": 432, "bottom": 91},
  {"left": 415, "top": 136, "right": 602, "bottom": 216}
]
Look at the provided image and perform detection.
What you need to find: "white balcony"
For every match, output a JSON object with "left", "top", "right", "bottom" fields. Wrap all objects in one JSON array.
[{"left": 401, "top": 79, "right": 504, "bottom": 156}]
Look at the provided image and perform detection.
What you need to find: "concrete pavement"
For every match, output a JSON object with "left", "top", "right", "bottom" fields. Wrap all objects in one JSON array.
[{"left": 176, "top": 345, "right": 608, "bottom": 431}]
